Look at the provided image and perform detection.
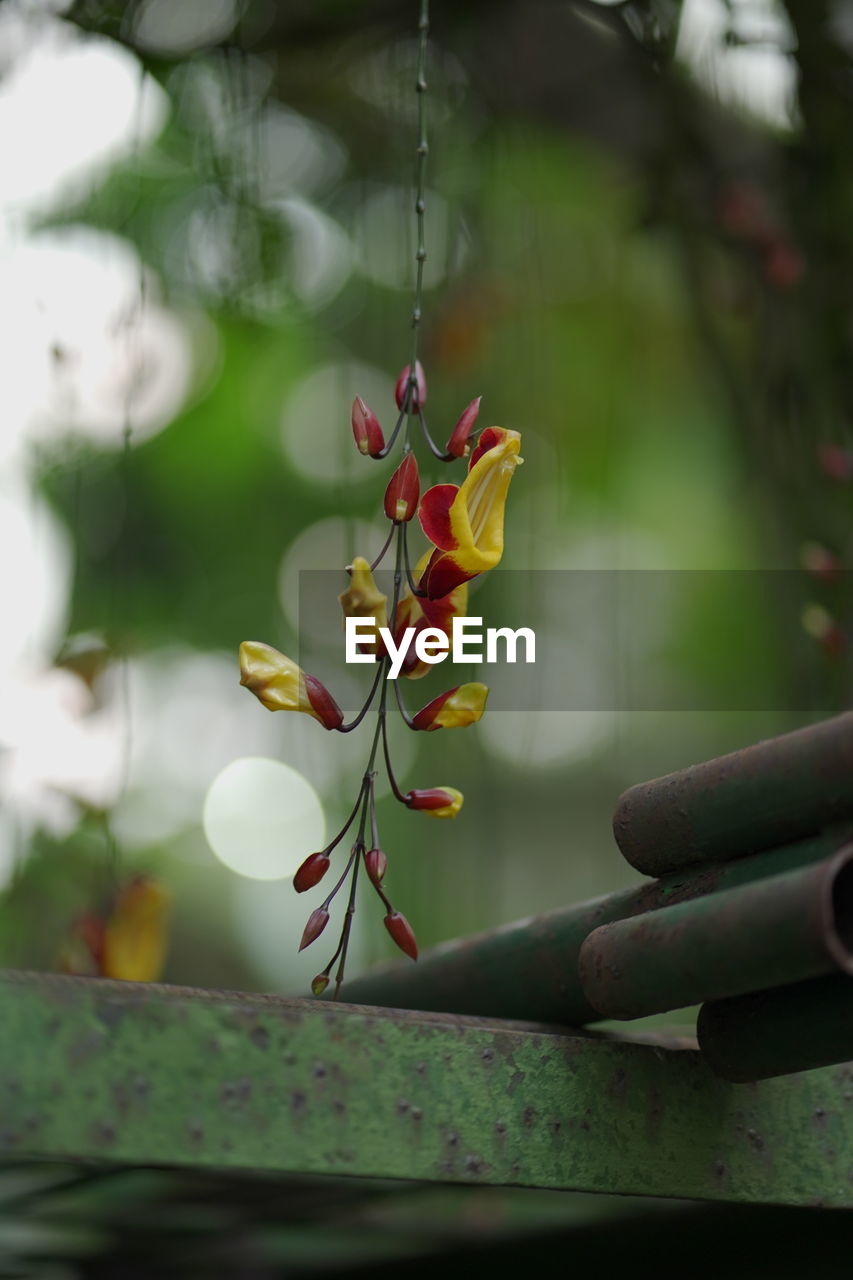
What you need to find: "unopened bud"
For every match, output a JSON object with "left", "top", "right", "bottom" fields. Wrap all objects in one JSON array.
[
  {"left": 299, "top": 907, "right": 330, "bottom": 952},
  {"left": 364, "top": 847, "right": 388, "bottom": 885},
  {"left": 395, "top": 360, "right": 427, "bottom": 411},
  {"left": 311, "top": 973, "right": 330, "bottom": 996},
  {"left": 384, "top": 452, "right": 420, "bottom": 522},
  {"left": 384, "top": 910, "right": 418, "bottom": 960},
  {"left": 445, "top": 396, "right": 482, "bottom": 458},
  {"left": 351, "top": 396, "right": 385, "bottom": 457},
  {"left": 294, "top": 851, "right": 331, "bottom": 893},
  {"left": 405, "top": 786, "right": 464, "bottom": 819},
  {"left": 302, "top": 673, "right": 345, "bottom": 730}
]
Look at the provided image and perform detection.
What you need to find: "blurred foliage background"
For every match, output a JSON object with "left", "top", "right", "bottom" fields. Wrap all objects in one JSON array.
[{"left": 1, "top": 0, "right": 851, "bottom": 1005}]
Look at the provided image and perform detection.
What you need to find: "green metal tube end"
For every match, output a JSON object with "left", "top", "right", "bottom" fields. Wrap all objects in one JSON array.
[
  {"left": 613, "top": 712, "right": 853, "bottom": 877},
  {"left": 579, "top": 846, "right": 853, "bottom": 1021}
]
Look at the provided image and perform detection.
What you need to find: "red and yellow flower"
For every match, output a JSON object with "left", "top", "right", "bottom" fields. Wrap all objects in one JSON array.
[
  {"left": 239, "top": 641, "right": 343, "bottom": 729},
  {"left": 412, "top": 683, "right": 489, "bottom": 731},
  {"left": 418, "top": 426, "right": 522, "bottom": 599},
  {"left": 405, "top": 786, "right": 464, "bottom": 818},
  {"left": 393, "top": 550, "right": 469, "bottom": 679},
  {"left": 338, "top": 557, "right": 388, "bottom": 657}
]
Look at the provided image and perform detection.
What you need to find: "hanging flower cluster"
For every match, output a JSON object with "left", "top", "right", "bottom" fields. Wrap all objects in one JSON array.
[{"left": 240, "top": 362, "right": 522, "bottom": 996}]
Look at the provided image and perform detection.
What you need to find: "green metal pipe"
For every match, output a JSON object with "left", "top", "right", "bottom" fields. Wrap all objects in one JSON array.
[
  {"left": 698, "top": 974, "right": 853, "bottom": 1082},
  {"left": 343, "top": 831, "right": 847, "bottom": 1025},
  {"left": 578, "top": 846, "right": 853, "bottom": 1021},
  {"left": 612, "top": 712, "right": 853, "bottom": 877}
]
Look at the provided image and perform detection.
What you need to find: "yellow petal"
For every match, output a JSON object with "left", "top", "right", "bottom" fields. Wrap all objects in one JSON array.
[
  {"left": 339, "top": 556, "right": 388, "bottom": 647},
  {"left": 448, "top": 428, "right": 522, "bottom": 572},
  {"left": 421, "top": 787, "right": 464, "bottom": 819},
  {"left": 101, "top": 877, "right": 171, "bottom": 982},
  {"left": 433, "top": 683, "right": 489, "bottom": 729}
]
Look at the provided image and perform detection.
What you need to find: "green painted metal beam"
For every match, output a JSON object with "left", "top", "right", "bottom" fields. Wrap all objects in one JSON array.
[{"left": 0, "top": 971, "right": 852, "bottom": 1207}]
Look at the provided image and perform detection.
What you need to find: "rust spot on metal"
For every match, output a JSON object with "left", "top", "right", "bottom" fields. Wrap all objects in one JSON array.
[
  {"left": 411, "top": 1106, "right": 422, "bottom": 1122},
  {"left": 396, "top": 1099, "right": 410, "bottom": 1115},
  {"left": 507, "top": 1070, "right": 525, "bottom": 1095},
  {"left": 464, "top": 1154, "right": 489, "bottom": 1176},
  {"left": 746, "top": 1128, "right": 765, "bottom": 1151},
  {"left": 312, "top": 1061, "right": 327, "bottom": 1080},
  {"left": 494, "top": 1120, "right": 507, "bottom": 1137},
  {"left": 220, "top": 1077, "right": 252, "bottom": 1105},
  {"left": 481, "top": 1048, "right": 494, "bottom": 1063}
]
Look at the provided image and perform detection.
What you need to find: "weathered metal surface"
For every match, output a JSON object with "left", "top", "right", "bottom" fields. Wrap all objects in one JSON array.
[
  {"left": 2, "top": 971, "right": 853, "bottom": 1206},
  {"left": 698, "top": 975, "right": 853, "bottom": 1083},
  {"left": 344, "top": 831, "right": 846, "bottom": 1025},
  {"left": 578, "top": 848, "right": 853, "bottom": 1020},
  {"left": 612, "top": 712, "right": 853, "bottom": 876}
]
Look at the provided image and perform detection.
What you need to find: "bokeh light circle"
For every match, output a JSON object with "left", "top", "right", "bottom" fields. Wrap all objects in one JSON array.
[{"left": 203, "top": 756, "right": 325, "bottom": 881}]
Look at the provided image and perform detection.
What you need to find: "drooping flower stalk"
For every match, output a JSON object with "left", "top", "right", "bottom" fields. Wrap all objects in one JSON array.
[{"left": 238, "top": 0, "right": 522, "bottom": 996}]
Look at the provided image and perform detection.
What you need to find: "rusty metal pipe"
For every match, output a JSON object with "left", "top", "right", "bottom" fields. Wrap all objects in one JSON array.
[
  {"left": 343, "top": 831, "right": 846, "bottom": 1025},
  {"left": 578, "top": 846, "right": 853, "bottom": 1021},
  {"left": 612, "top": 712, "right": 853, "bottom": 877},
  {"left": 697, "top": 975, "right": 853, "bottom": 1082}
]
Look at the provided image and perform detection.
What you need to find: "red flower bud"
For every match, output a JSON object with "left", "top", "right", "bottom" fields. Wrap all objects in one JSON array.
[
  {"left": 302, "top": 674, "right": 344, "bottom": 730},
  {"left": 394, "top": 360, "right": 427, "bottom": 411},
  {"left": 294, "top": 851, "right": 330, "bottom": 893},
  {"left": 406, "top": 787, "right": 456, "bottom": 810},
  {"left": 364, "top": 847, "right": 388, "bottom": 885},
  {"left": 351, "top": 396, "right": 385, "bottom": 457},
  {"left": 411, "top": 689, "right": 455, "bottom": 731},
  {"left": 384, "top": 910, "right": 418, "bottom": 960},
  {"left": 384, "top": 452, "right": 420, "bottom": 522},
  {"left": 818, "top": 443, "right": 853, "bottom": 483},
  {"left": 299, "top": 907, "right": 329, "bottom": 952},
  {"left": 311, "top": 973, "right": 330, "bottom": 996},
  {"left": 445, "top": 396, "right": 482, "bottom": 458}
]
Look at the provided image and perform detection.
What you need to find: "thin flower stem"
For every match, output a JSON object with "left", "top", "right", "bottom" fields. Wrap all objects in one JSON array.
[
  {"left": 402, "top": 521, "right": 427, "bottom": 597},
  {"left": 337, "top": 661, "right": 384, "bottom": 733},
  {"left": 393, "top": 677, "right": 416, "bottom": 729},
  {"left": 364, "top": 854, "right": 394, "bottom": 914},
  {"left": 369, "top": 523, "right": 396, "bottom": 570},
  {"left": 321, "top": 843, "right": 360, "bottom": 913},
  {"left": 369, "top": 775, "right": 380, "bottom": 848},
  {"left": 409, "top": 0, "right": 430, "bottom": 379},
  {"left": 375, "top": 407, "right": 408, "bottom": 460},
  {"left": 333, "top": 839, "right": 362, "bottom": 999},
  {"left": 382, "top": 714, "right": 409, "bottom": 803},
  {"left": 416, "top": 407, "right": 454, "bottom": 461},
  {"left": 320, "top": 777, "right": 368, "bottom": 855}
]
